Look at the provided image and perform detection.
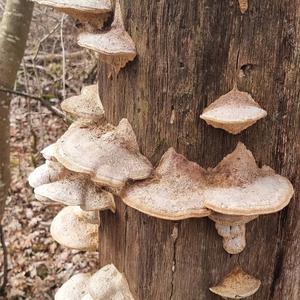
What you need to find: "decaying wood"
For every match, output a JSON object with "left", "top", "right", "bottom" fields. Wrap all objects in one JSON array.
[{"left": 98, "top": 0, "right": 300, "bottom": 299}]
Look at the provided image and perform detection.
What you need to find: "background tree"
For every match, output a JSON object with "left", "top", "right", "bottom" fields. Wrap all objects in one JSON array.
[
  {"left": 0, "top": 0, "right": 33, "bottom": 293},
  {"left": 98, "top": 1, "right": 300, "bottom": 299}
]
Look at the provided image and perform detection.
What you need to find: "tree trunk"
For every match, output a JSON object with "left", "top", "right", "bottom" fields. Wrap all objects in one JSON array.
[
  {"left": 98, "top": 1, "right": 300, "bottom": 299},
  {"left": 0, "top": 0, "right": 34, "bottom": 223}
]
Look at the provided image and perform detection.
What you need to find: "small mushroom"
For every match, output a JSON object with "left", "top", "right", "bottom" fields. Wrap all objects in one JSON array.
[
  {"left": 77, "top": 0, "right": 137, "bottom": 75},
  {"left": 88, "top": 264, "right": 134, "bottom": 300},
  {"left": 32, "top": 0, "right": 112, "bottom": 29},
  {"left": 55, "top": 273, "right": 91, "bottom": 300},
  {"left": 55, "top": 119, "right": 153, "bottom": 189},
  {"left": 61, "top": 85, "right": 105, "bottom": 123},
  {"left": 209, "top": 267, "right": 261, "bottom": 299},
  {"left": 51, "top": 206, "right": 98, "bottom": 251},
  {"left": 200, "top": 88, "right": 267, "bottom": 134},
  {"left": 122, "top": 148, "right": 211, "bottom": 220},
  {"left": 34, "top": 171, "right": 115, "bottom": 211},
  {"left": 204, "top": 142, "right": 294, "bottom": 254}
]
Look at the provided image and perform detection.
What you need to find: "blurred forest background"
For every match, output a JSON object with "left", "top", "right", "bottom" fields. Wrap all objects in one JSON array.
[{"left": 0, "top": 3, "right": 99, "bottom": 299}]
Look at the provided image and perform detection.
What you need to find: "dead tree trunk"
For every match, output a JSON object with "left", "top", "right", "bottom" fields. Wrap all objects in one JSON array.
[
  {"left": 98, "top": 1, "right": 300, "bottom": 299},
  {"left": 0, "top": 0, "right": 34, "bottom": 223}
]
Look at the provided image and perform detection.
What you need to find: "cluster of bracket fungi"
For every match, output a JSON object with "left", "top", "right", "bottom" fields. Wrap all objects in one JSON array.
[{"left": 29, "top": 0, "right": 294, "bottom": 299}]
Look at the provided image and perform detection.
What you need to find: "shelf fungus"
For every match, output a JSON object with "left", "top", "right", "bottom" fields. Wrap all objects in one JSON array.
[
  {"left": 55, "top": 118, "right": 153, "bottom": 189},
  {"left": 32, "top": 0, "right": 112, "bottom": 29},
  {"left": 61, "top": 84, "right": 105, "bottom": 123},
  {"left": 55, "top": 273, "right": 91, "bottom": 300},
  {"left": 34, "top": 171, "right": 115, "bottom": 211},
  {"left": 200, "top": 88, "right": 267, "bottom": 134},
  {"left": 77, "top": 0, "right": 137, "bottom": 75},
  {"left": 210, "top": 267, "right": 261, "bottom": 299},
  {"left": 51, "top": 206, "right": 99, "bottom": 251},
  {"left": 28, "top": 160, "right": 64, "bottom": 189},
  {"left": 88, "top": 264, "right": 134, "bottom": 300},
  {"left": 122, "top": 148, "right": 211, "bottom": 220},
  {"left": 204, "top": 142, "right": 294, "bottom": 254}
]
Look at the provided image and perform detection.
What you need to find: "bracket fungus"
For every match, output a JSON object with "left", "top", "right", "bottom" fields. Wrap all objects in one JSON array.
[
  {"left": 61, "top": 85, "right": 105, "bottom": 123},
  {"left": 78, "top": 0, "right": 137, "bottom": 75},
  {"left": 122, "top": 147, "right": 211, "bottom": 220},
  {"left": 34, "top": 171, "right": 115, "bottom": 211},
  {"left": 204, "top": 142, "right": 294, "bottom": 254},
  {"left": 209, "top": 267, "right": 261, "bottom": 299},
  {"left": 200, "top": 88, "right": 267, "bottom": 134},
  {"left": 55, "top": 118, "right": 153, "bottom": 189},
  {"left": 32, "top": 0, "right": 112, "bottom": 29},
  {"left": 51, "top": 206, "right": 99, "bottom": 251},
  {"left": 55, "top": 273, "right": 91, "bottom": 300},
  {"left": 88, "top": 264, "right": 134, "bottom": 300}
]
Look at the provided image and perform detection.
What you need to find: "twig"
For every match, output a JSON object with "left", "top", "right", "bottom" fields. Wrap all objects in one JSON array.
[
  {"left": 0, "top": 224, "right": 8, "bottom": 296},
  {"left": 0, "top": 87, "right": 66, "bottom": 119},
  {"left": 60, "top": 15, "right": 66, "bottom": 100}
]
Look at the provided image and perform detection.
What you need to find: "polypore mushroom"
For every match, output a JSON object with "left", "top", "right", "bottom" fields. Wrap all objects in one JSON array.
[
  {"left": 209, "top": 267, "right": 261, "bottom": 299},
  {"left": 34, "top": 171, "right": 115, "bottom": 211},
  {"left": 28, "top": 160, "right": 64, "bottom": 188},
  {"left": 200, "top": 88, "right": 267, "bottom": 134},
  {"left": 55, "top": 119, "right": 153, "bottom": 189},
  {"left": 204, "top": 142, "right": 294, "bottom": 254},
  {"left": 61, "top": 85, "right": 105, "bottom": 123},
  {"left": 81, "top": 294, "right": 94, "bottom": 300},
  {"left": 122, "top": 147, "right": 211, "bottom": 220},
  {"left": 50, "top": 206, "right": 98, "bottom": 251},
  {"left": 78, "top": 0, "right": 137, "bottom": 75},
  {"left": 88, "top": 264, "right": 134, "bottom": 300},
  {"left": 41, "top": 143, "right": 57, "bottom": 161},
  {"left": 32, "top": 0, "right": 112, "bottom": 29},
  {"left": 55, "top": 273, "right": 91, "bottom": 300}
]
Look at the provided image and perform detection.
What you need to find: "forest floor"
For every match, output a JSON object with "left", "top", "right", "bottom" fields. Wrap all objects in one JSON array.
[{"left": 0, "top": 4, "right": 99, "bottom": 299}]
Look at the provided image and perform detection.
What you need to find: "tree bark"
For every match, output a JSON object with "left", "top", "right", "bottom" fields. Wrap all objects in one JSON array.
[
  {"left": 98, "top": 1, "right": 300, "bottom": 299},
  {"left": 0, "top": 0, "right": 34, "bottom": 223}
]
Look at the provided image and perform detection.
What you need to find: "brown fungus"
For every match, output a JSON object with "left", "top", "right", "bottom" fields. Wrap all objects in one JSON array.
[
  {"left": 209, "top": 267, "right": 261, "bottom": 299},
  {"left": 77, "top": 0, "right": 137, "bottom": 75},
  {"left": 50, "top": 206, "right": 99, "bottom": 251},
  {"left": 61, "top": 84, "right": 105, "bottom": 123},
  {"left": 88, "top": 264, "right": 134, "bottom": 300},
  {"left": 200, "top": 88, "right": 267, "bottom": 134},
  {"left": 55, "top": 273, "right": 91, "bottom": 300},
  {"left": 122, "top": 148, "right": 211, "bottom": 220},
  {"left": 204, "top": 142, "right": 294, "bottom": 254},
  {"left": 54, "top": 119, "right": 153, "bottom": 189},
  {"left": 32, "top": 0, "right": 112, "bottom": 29}
]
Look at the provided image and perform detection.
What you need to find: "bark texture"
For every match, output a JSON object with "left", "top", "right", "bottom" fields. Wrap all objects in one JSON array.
[
  {"left": 0, "top": 0, "right": 34, "bottom": 222},
  {"left": 98, "top": 1, "right": 300, "bottom": 299}
]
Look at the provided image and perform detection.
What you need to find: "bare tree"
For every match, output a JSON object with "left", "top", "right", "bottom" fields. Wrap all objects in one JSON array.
[{"left": 0, "top": 0, "right": 33, "bottom": 293}]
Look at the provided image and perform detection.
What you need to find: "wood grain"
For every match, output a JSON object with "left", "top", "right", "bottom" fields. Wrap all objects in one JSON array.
[{"left": 98, "top": 0, "right": 300, "bottom": 299}]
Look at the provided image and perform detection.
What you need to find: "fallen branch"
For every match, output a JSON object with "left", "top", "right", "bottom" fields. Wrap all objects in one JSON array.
[
  {"left": 24, "top": 50, "right": 86, "bottom": 63},
  {"left": 0, "top": 87, "right": 66, "bottom": 119},
  {"left": 0, "top": 224, "right": 8, "bottom": 296}
]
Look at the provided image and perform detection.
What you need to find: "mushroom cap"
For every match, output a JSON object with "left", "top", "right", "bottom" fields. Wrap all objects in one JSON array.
[
  {"left": 32, "top": 0, "right": 112, "bottom": 28},
  {"left": 50, "top": 206, "right": 98, "bottom": 251},
  {"left": 55, "top": 119, "right": 153, "bottom": 188},
  {"left": 204, "top": 143, "right": 294, "bottom": 216},
  {"left": 122, "top": 148, "right": 211, "bottom": 220},
  {"left": 61, "top": 85, "right": 105, "bottom": 122},
  {"left": 34, "top": 172, "right": 115, "bottom": 212},
  {"left": 209, "top": 267, "right": 261, "bottom": 299},
  {"left": 200, "top": 89, "right": 267, "bottom": 134},
  {"left": 33, "top": 0, "right": 111, "bottom": 11},
  {"left": 77, "top": 0, "right": 136, "bottom": 73},
  {"left": 55, "top": 273, "right": 91, "bottom": 300},
  {"left": 209, "top": 213, "right": 258, "bottom": 226},
  {"left": 88, "top": 264, "right": 134, "bottom": 300},
  {"left": 28, "top": 161, "right": 64, "bottom": 188},
  {"left": 41, "top": 143, "right": 57, "bottom": 161}
]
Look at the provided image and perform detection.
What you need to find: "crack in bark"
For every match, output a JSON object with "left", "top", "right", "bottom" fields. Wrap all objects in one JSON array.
[{"left": 169, "top": 223, "right": 179, "bottom": 300}]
